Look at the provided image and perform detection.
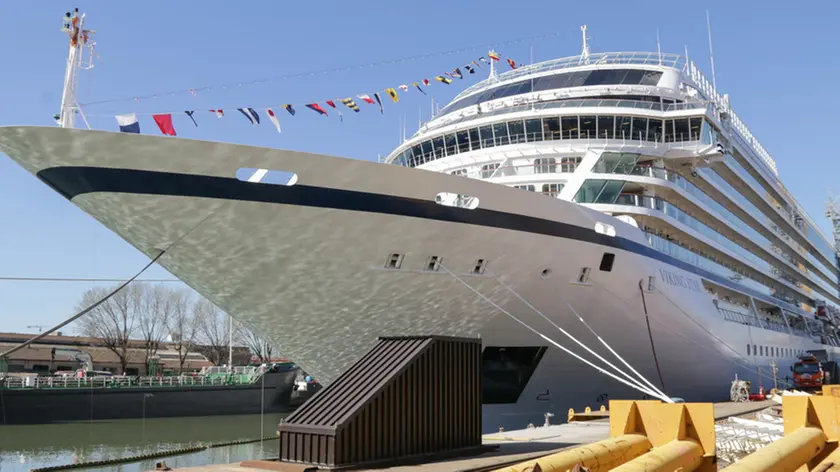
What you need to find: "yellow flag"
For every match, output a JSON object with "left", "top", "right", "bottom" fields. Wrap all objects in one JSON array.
[{"left": 385, "top": 88, "right": 399, "bottom": 103}]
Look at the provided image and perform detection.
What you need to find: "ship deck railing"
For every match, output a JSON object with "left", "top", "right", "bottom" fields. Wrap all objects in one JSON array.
[{"left": 0, "top": 372, "right": 261, "bottom": 390}]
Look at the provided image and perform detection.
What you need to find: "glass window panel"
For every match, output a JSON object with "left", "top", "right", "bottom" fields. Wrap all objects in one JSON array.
[
  {"left": 443, "top": 133, "right": 457, "bottom": 155},
  {"left": 664, "top": 120, "right": 676, "bottom": 142},
  {"left": 548, "top": 73, "right": 572, "bottom": 89},
  {"left": 640, "top": 71, "right": 663, "bottom": 85},
  {"left": 410, "top": 145, "right": 423, "bottom": 167},
  {"left": 616, "top": 116, "right": 632, "bottom": 139},
  {"left": 579, "top": 115, "right": 597, "bottom": 139},
  {"left": 689, "top": 117, "right": 702, "bottom": 141},
  {"left": 507, "top": 120, "right": 525, "bottom": 144},
  {"left": 595, "top": 180, "right": 626, "bottom": 204},
  {"left": 481, "top": 163, "right": 500, "bottom": 178},
  {"left": 543, "top": 117, "right": 560, "bottom": 140},
  {"left": 632, "top": 117, "right": 648, "bottom": 141},
  {"left": 561, "top": 116, "right": 579, "bottom": 139},
  {"left": 621, "top": 70, "right": 644, "bottom": 84},
  {"left": 542, "top": 183, "right": 564, "bottom": 197},
  {"left": 457, "top": 130, "right": 471, "bottom": 153},
  {"left": 561, "top": 156, "right": 583, "bottom": 172},
  {"left": 647, "top": 119, "right": 663, "bottom": 142},
  {"left": 468, "top": 128, "right": 480, "bottom": 151},
  {"left": 432, "top": 136, "right": 445, "bottom": 159},
  {"left": 421, "top": 141, "right": 433, "bottom": 163},
  {"left": 583, "top": 69, "right": 609, "bottom": 86},
  {"left": 567, "top": 71, "right": 588, "bottom": 87},
  {"left": 480, "top": 125, "right": 495, "bottom": 148},
  {"left": 525, "top": 119, "right": 543, "bottom": 142},
  {"left": 673, "top": 118, "right": 690, "bottom": 142},
  {"left": 493, "top": 122, "right": 510, "bottom": 146},
  {"left": 597, "top": 116, "right": 615, "bottom": 139},
  {"left": 592, "top": 152, "right": 623, "bottom": 173},
  {"left": 613, "top": 153, "right": 640, "bottom": 174},
  {"left": 534, "top": 157, "right": 556, "bottom": 174},
  {"left": 533, "top": 76, "right": 555, "bottom": 91},
  {"left": 574, "top": 179, "right": 607, "bottom": 203},
  {"left": 604, "top": 69, "right": 628, "bottom": 84}
]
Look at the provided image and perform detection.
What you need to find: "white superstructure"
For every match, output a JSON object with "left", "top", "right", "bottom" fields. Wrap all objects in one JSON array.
[{"left": 2, "top": 23, "right": 839, "bottom": 432}]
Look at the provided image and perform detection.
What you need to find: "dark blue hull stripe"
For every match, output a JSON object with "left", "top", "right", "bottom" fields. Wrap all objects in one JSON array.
[{"left": 36, "top": 166, "right": 800, "bottom": 313}]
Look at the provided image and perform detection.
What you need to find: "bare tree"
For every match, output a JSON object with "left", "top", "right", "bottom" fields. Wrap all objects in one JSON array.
[
  {"left": 195, "top": 298, "right": 231, "bottom": 366},
  {"left": 136, "top": 284, "right": 173, "bottom": 369},
  {"left": 75, "top": 283, "right": 142, "bottom": 374},
  {"left": 165, "top": 290, "right": 201, "bottom": 373},
  {"left": 236, "top": 321, "right": 276, "bottom": 364}
]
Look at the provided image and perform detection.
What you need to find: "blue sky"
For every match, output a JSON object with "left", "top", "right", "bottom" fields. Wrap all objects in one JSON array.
[{"left": 1, "top": 1, "right": 839, "bottom": 334}]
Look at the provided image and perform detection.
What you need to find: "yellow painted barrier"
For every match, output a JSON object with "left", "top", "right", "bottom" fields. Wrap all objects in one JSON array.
[
  {"left": 494, "top": 400, "right": 715, "bottom": 472},
  {"left": 813, "top": 447, "right": 840, "bottom": 472},
  {"left": 719, "top": 426, "right": 825, "bottom": 471},
  {"left": 493, "top": 434, "right": 651, "bottom": 472}
]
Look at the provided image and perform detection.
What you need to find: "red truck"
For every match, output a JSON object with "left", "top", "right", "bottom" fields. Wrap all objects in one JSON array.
[{"left": 792, "top": 355, "right": 827, "bottom": 390}]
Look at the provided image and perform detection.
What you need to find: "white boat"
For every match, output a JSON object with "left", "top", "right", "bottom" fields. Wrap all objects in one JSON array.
[{"left": 2, "top": 20, "right": 840, "bottom": 431}]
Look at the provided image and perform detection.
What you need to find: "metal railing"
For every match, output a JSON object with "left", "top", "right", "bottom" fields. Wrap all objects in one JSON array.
[
  {"left": 454, "top": 52, "right": 686, "bottom": 100},
  {"left": 0, "top": 372, "right": 260, "bottom": 389}
]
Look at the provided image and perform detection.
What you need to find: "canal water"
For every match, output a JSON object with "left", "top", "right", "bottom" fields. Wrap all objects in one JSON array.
[{"left": 0, "top": 412, "right": 288, "bottom": 472}]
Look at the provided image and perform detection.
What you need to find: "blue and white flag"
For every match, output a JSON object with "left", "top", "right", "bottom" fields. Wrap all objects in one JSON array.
[
  {"left": 115, "top": 113, "right": 140, "bottom": 134},
  {"left": 237, "top": 108, "right": 260, "bottom": 125}
]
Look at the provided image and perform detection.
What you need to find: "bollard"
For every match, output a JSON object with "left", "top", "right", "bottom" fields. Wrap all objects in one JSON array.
[
  {"left": 494, "top": 400, "right": 715, "bottom": 472},
  {"left": 494, "top": 434, "right": 651, "bottom": 472},
  {"left": 720, "top": 426, "right": 825, "bottom": 471}
]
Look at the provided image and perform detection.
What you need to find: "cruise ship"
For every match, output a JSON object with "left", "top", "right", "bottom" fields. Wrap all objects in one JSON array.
[{"left": 2, "top": 23, "right": 840, "bottom": 431}]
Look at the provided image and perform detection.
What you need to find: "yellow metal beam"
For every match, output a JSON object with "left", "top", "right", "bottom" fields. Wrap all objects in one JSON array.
[
  {"left": 492, "top": 434, "right": 652, "bottom": 472},
  {"left": 813, "top": 447, "right": 840, "bottom": 472},
  {"left": 720, "top": 426, "right": 826, "bottom": 472},
  {"left": 610, "top": 439, "right": 704, "bottom": 472}
]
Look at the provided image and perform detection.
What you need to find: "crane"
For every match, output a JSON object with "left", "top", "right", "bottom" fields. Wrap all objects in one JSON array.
[
  {"left": 826, "top": 192, "right": 840, "bottom": 254},
  {"left": 27, "top": 325, "right": 47, "bottom": 333}
]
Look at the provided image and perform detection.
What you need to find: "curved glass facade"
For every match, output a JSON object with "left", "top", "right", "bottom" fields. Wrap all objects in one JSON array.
[
  {"left": 391, "top": 115, "right": 704, "bottom": 168},
  {"left": 439, "top": 69, "right": 663, "bottom": 117}
]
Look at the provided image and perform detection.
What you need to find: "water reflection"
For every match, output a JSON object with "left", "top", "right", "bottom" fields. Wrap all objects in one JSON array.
[{"left": 0, "top": 413, "right": 287, "bottom": 472}]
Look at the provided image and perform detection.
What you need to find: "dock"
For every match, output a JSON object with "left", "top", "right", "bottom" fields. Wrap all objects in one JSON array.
[{"left": 163, "top": 400, "right": 779, "bottom": 472}]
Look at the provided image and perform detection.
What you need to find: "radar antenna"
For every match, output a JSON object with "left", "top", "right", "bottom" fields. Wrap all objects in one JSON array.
[
  {"left": 826, "top": 191, "right": 840, "bottom": 254},
  {"left": 57, "top": 7, "right": 97, "bottom": 129},
  {"left": 579, "top": 25, "right": 591, "bottom": 65}
]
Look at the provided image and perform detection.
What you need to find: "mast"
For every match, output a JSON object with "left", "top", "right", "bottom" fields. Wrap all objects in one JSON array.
[
  {"left": 58, "top": 7, "right": 96, "bottom": 129},
  {"left": 579, "top": 25, "right": 591, "bottom": 65}
]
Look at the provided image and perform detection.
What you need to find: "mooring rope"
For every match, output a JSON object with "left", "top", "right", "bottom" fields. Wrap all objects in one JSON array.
[
  {"left": 439, "top": 264, "right": 670, "bottom": 402},
  {"left": 485, "top": 270, "right": 671, "bottom": 401}
]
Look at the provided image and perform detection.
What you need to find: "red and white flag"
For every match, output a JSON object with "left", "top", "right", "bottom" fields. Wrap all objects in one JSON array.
[
  {"left": 357, "top": 94, "right": 376, "bottom": 105},
  {"left": 209, "top": 109, "right": 224, "bottom": 118},
  {"left": 422, "top": 78, "right": 430, "bottom": 86},
  {"left": 266, "top": 108, "right": 281, "bottom": 133}
]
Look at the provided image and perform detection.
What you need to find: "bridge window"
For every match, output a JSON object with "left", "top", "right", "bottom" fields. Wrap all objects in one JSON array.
[
  {"left": 468, "top": 128, "right": 480, "bottom": 151},
  {"left": 598, "top": 116, "right": 615, "bottom": 139},
  {"left": 580, "top": 116, "right": 597, "bottom": 139},
  {"left": 432, "top": 136, "right": 445, "bottom": 159},
  {"left": 562, "top": 116, "right": 579, "bottom": 139},
  {"left": 616, "top": 116, "right": 632, "bottom": 139},
  {"left": 450, "top": 168, "right": 468, "bottom": 177},
  {"left": 457, "top": 130, "right": 471, "bottom": 153},
  {"left": 480, "top": 125, "right": 495, "bottom": 149},
  {"left": 534, "top": 157, "right": 557, "bottom": 174},
  {"left": 543, "top": 117, "right": 561, "bottom": 140},
  {"left": 493, "top": 122, "right": 510, "bottom": 146},
  {"left": 444, "top": 133, "right": 457, "bottom": 156},
  {"left": 507, "top": 120, "right": 525, "bottom": 144},
  {"left": 525, "top": 118, "right": 543, "bottom": 142},
  {"left": 390, "top": 116, "right": 707, "bottom": 168}
]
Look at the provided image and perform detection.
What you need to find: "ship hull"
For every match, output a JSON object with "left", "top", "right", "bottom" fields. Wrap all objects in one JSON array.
[
  {"left": 0, "top": 370, "right": 299, "bottom": 425},
  {"left": 0, "top": 126, "right": 835, "bottom": 432}
]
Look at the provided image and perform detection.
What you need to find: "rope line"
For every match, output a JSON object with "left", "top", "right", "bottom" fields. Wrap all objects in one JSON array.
[
  {"left": 485, "top": 270, "right": 670, "bottom": 401},
  {"left": 78, "top": 31, "right": 567, "bottom": 108},
  {"left": 439, "top": 264, "right": 669, "bottom": 401},
  {"left": 0, "top": 276, "right": 183, "bottom": 283}
]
